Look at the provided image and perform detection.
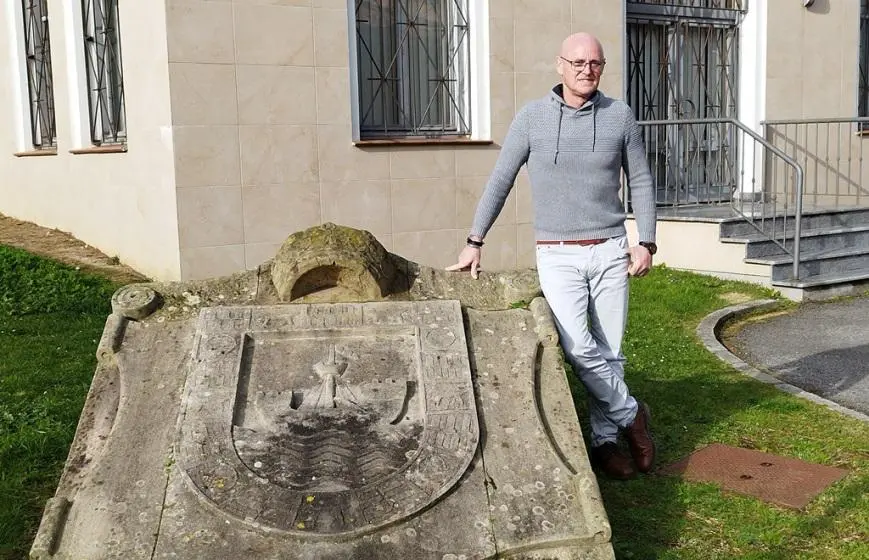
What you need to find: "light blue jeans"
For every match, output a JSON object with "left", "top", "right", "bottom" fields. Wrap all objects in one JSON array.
[{"left": 535, "top": 235, "right": 639, "bottom": 447}]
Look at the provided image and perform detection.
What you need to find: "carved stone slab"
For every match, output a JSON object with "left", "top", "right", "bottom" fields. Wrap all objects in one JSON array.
[
  {"left": 34, "top": 300, "right": 613, "bottom": 560},
  {"left": 32, "top": 225, "right": 615, "bottom": 559},
  {"left": 178, "top": 301, "right": 478, "bottom": 538}
]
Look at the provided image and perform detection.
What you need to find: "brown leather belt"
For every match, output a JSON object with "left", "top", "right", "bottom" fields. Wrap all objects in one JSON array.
[{"left": 536, "top": 238, "right": 609, "bottom": 246}]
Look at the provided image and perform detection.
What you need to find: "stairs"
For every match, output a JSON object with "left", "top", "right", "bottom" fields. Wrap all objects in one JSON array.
[{"left": 720, "top": 207, "right": 869, "bottom": 291}]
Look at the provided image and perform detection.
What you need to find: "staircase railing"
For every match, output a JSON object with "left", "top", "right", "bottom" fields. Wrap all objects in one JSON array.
[
  {"left": 635, "top": 118, "right": 805, "bottom": 280},
  {"left": 762, "top": 117, "right": 869, "bottom": 209}
]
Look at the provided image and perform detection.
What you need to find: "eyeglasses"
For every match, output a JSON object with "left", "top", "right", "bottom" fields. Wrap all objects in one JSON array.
[{"left": 559, "top": 56, "right": 606, "bottom": 73}]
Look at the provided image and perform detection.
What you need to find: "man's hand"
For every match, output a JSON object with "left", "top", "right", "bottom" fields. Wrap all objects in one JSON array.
[
  {"left": 627, "top": 245, "right": 653, "bottom": 277},
  {"left": 446, "top": 245, "right": 482, "bottom": 279}
]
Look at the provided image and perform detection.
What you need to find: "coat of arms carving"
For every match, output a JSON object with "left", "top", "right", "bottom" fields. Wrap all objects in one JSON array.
[{"left": 177, "top": 301, "right": 479, "bottom": 537}]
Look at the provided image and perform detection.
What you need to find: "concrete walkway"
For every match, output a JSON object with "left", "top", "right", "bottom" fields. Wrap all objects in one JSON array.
[{"left": 698, "top": 297, "right": 869, "bottom": 423}]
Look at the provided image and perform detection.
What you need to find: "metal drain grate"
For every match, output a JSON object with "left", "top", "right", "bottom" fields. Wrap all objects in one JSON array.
[{"left": 661, "top": 444, "right": 848, "bottom": 509}]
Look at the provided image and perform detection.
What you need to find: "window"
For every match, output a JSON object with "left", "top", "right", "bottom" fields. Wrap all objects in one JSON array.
[
  {"left": 353, "top": 0, "right": 472, "bottom": 140},
  {"left": 21, "top": 0, "right": 57, "bottom": 149},
  {"left": 81, "top": 0, "right": 125, "bottom": 145},
  {"left": 626, "top": 0, "right": 742, "bottom": 7},
  {"left": 860, "top": 0, "right": 869, "bottom": 117}
]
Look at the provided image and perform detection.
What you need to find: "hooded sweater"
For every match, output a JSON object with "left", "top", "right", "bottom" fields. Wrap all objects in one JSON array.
[{"left": 470, "top": 85, "right": 656, "bottom": 243}]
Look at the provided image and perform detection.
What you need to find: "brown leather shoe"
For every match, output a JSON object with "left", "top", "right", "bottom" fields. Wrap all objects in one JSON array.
[
  {"left": 624, "top": 401, "right": 655, "bottom": 473},
  {"left": 590, "top": 442, "right": 636, "bottom": 480}
]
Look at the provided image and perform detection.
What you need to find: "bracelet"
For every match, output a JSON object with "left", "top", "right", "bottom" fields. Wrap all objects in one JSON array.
[{"left": 466, "top": 237, "right": 484, "bottom": 248}]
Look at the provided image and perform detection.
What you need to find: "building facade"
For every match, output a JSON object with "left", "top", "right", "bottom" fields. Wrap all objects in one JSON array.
[{"left": 1, "top": 1, "right": 866, "bottom": 281}]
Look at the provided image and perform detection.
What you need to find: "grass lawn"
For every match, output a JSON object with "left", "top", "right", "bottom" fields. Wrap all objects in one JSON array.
[
  {"left": 594, "top": 268, "right": 869, "bottom": 559},
  {"left": 1, "top": 247, "right": 867, "bottom": 559},
  {"left": 0, "top": 246, "right": 118, "bottom": 560}
]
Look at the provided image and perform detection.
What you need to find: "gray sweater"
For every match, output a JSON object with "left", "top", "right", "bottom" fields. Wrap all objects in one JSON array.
[{"left": 470, "top": 86, "right": 656, "bottom": 243}]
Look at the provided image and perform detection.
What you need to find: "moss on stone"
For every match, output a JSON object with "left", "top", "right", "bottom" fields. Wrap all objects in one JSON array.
[{"left": 126, "top": 224, "right": 543, "bottom": 321}]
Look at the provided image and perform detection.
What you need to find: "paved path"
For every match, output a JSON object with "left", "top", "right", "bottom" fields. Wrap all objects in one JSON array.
[{"left": 725, "top": 297, "right": 869, "bottom": 417}]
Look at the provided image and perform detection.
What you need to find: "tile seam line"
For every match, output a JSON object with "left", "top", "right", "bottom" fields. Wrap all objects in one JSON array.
[
  {"left": 231, "top": 2, "right": 246, "bottom": 258},
  {"left": 311, "top": 5, "right": 324, "bottom": 226}
]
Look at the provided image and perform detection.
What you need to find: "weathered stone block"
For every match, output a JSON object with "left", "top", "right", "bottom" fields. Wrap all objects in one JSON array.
[
  {"left": 31, "top": 225, "right": 613, "bottom": 560},
  {"left": 271, "top": 223, "right": 396, "bottom": 302}
]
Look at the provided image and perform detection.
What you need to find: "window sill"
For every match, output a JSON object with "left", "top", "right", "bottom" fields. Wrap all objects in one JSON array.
[
  {"left": 70, "top": 144, "right": 127, "bottom": 155},
  {"left": 14, "top": 148, "right": 58, "bottom": 157},
  {"left": 354, "top": 138, "right": 494, "bottom": 147}
]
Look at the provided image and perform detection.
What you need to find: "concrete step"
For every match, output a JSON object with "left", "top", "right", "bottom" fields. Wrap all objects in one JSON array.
[
  {"left": 744, "top": 247, "right": 869, "bottom": 284},
  {"left": 720, "top": 207, "right": 869, "bottom": 239},
  {"left": 650, "top": 203, "right": 869, "bottom": 297},
  {"left": 722, "top": 225, "right": 869, "bottom": 259},
  {"left": 772, "top": 270, "right": 869, "bottom": 289}
]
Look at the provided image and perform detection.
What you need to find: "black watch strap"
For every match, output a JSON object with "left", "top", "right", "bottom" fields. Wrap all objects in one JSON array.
[{"left": 639, "top": 241, "right": 657, "bottom": 255}]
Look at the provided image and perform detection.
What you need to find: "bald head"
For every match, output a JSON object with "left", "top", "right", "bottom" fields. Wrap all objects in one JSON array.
[
  {"left": 556, "top": 32, "right": 606, "bottom": 108},
  {"left": 560, "top": 33, "right": 605, "bottom": 60}
]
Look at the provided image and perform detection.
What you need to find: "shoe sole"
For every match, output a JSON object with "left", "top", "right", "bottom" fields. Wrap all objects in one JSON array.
[
  {"left": 590, "top": 445, "right": 637, "bottom": 480},
  {"left": 591, "top": 463, "right": 637, "bottom": 481}
]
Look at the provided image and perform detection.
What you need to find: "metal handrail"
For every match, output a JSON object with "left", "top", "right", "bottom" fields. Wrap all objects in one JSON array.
[
  {"left": 762, "top": 117, "right": 869, "bottom": 211},
  {"left": 762, "top": 117, "right": 869, "bottom": 125},
  {"left": 637, "top": 117, "right": 805, "bottom": 280}
]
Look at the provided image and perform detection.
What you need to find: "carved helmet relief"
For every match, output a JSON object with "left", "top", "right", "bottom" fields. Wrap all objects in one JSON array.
[{"left": 179, "top": 302, "right": 479, "bottom": 538}]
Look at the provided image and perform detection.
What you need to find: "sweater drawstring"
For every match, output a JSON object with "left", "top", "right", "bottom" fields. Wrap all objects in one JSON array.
[
  {"left": 592, "top": 103, "right": 597, "bottom": 152},
  {"left": 555, "top": 108, "right": 563, "bottom": 164}
]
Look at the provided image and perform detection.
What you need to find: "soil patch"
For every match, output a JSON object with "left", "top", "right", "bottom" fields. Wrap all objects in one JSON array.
[{"left": 0, "top": 212, "right": 148, "bottom": 285}]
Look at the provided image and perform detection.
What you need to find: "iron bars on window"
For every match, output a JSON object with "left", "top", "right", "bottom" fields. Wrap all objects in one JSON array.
[
  {"left": 21, "top": 0, "right": 57, "bottom": 149},
  {"left": 627, "top": 0, "right": 743, "bottom": 9},
  {"left": 355, "top": 0, "right": 471, "bottom": 139},
  {"left": 627, "top": 0, "right": 740, "bottom": 206},
  {"left": 625, "top": 0, "right": 744, "bottom": 25},
  {"left": 81, "top": 0, "right": 125, "bottom": 145}
]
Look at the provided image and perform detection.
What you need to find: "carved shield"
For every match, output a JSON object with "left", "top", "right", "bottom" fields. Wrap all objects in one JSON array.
[{"left": 177, "top": 301, "right": 479, "bottom": 538}]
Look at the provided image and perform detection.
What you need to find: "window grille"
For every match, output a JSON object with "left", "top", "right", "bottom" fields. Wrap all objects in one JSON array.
[
  {"left": 354, "top": 0, "right": 471, "bottom": 139},
  {"left": 860, "top": 0, "right": 869, "bottom": 117},
  {"left": 81, "top": 0, "right": 126, "bottom": 145},
  {"left": 21, "top": 0, "right": 57, "bottom": 149},
  {"left": 627, "top": 0, "right": 742, "bottom": 8},
  {"left": 627, "top": 0, "right": 740, "bottom": 205},
  {"left": 625, "top": 0, "right": 744, "bottom": 24}
]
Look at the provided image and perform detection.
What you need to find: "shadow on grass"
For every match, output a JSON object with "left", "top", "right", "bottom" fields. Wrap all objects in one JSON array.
[{"left": 568, "top": 362, "right": 801, "bottom": 559}]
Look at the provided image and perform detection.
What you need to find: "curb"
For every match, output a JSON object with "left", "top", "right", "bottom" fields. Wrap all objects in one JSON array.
[{"left": 697, "top": 300, "right": 869, "bottom": 425}]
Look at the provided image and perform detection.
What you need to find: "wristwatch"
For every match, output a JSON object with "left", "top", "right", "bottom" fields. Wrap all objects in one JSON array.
[{"left": 639, "top": 241, "right": 657, "bottom": 255}]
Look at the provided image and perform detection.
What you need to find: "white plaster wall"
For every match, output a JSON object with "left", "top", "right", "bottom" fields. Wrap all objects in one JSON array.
[
  {"left": 626, "top": 219, "right": 770, "bottom": 281},
  {"left": 738, "top": 0, "right": 767, "bottom": 131},
  {"left": 736, "top": 0, "right": 767, "bottom": 197},
  {"left": 0, "top": 0, "right": 180, "bottom": 280}
]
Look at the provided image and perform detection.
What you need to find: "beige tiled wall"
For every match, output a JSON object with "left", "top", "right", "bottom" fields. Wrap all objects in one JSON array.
[
  {"left": 765, "top": 1, "right": 861, "bottom": 120},
  {"left": 167, "top": 0, "right": 626, "bottom": 280},
  {"left": 763, "top": 1, "right": 868, "bottom": 203}
]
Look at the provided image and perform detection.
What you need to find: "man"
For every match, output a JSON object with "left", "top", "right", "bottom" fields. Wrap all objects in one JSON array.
[{"left": 447, "top": 33, "right": 657, "bottom": 480}]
